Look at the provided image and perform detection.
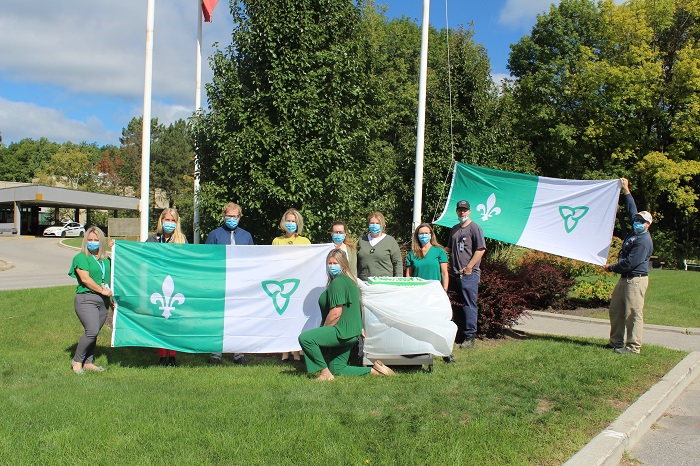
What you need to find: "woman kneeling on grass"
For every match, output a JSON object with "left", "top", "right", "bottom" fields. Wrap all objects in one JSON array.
[
  {"left": 299, "top": 249, "right": 394, "bottom": 381},
  {"left": 68, "top": 226, "right": 113, "bottom": 374}
]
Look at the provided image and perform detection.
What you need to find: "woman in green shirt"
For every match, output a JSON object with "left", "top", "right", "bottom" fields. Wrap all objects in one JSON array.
[
  {"left": 298, "top": 249, "right": 394, "bottom": 381},
  {"left": 68, "top": 226, "right": 112, "bottom": 374},
  {"left": 405, "top": 223, "right": 449, "bottom": 291}
]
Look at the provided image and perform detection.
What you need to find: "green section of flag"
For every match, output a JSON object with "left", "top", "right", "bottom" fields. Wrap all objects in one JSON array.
[
  {"left": 435, "top": 163, "right": 538, "bottom": 244},
  {"left": 112, "top": 242, "right": 227, "bottom": 353}
]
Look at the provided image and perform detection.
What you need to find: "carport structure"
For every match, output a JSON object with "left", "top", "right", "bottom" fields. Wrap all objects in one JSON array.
[{"left": 0, "top": 185, "right": 140, "bottom": 235}]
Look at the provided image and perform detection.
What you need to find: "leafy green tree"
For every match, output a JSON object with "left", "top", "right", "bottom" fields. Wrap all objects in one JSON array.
[
  {"left": 38, "top": 146, "right": 92, "bottom": 189},
  {"left": 193, "top": 0, "right": 380, "bottom": 243},
  {"left": 0, "top": 138, "right": 60, "bottom": 182}
]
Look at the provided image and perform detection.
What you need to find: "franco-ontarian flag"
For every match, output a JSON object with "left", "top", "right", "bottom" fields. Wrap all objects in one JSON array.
[
  {"left": 435, "top": 163, "right": 621, "bottom": 265},
  {"left": 111, "top": 242, "right": 330, "bottom": 353}
]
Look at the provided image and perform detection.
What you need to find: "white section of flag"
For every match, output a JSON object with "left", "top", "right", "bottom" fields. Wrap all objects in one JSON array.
[
  {"left": 222, "top": 244, "right": 330, "bottom": 353},
  {"left": 517, "top": 177, "right": 621, "bottom": 265}
]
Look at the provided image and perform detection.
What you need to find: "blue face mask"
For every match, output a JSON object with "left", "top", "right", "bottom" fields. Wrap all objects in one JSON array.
[
  {"left": 285, "top": 222, "right": 298, "bottom": 234},
  {"left": 418, "top": 233, "right": 431, "bottom": 245},
  {"left": 459, "top": 215, "right": 469, "bottom": 224},
  {"left": 633, "top": 221, "right": 646, "bottom": 234},
  {"left": 332, "top": 233, "right": 346, "bottom": 244},
  {"left": 328, "top": 264, "right": 342, "bottom": 276},
  {"left": 225, "top": 217, "right": 238, "bottom": 230},
  {"left": 87, "top": 241, "right": 100, "bottom": 252},
  {"left": 162, "top": 221, "right": 176, "bottom": 233},
  {"left": 368, "top": 223, "right": 382, "bottom": 235}
]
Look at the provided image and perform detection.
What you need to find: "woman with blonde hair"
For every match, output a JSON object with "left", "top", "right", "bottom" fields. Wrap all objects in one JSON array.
[
  {"left": 272, "top": 208, "right": 311, "bottom": 245},
  {"left": 146, "top": 208, "right": 188, "bottom": 366},
  {"left": 68, "top": 226, "right": 112, "bottom": 374},
  {"left": 405, "top": 223, "right": 448, "bottom": 290},
  {"left": 356, "top": 211, "right": 402, "bottom": 280},
  {"left": 329, "top": 220, "right": 357, "bottom": 277},
  {"left": 298, "top": 249, "right": 394, "bottom": 381},
  {"left": 273, "top": 208, "right": 310, "bottom": 361}
]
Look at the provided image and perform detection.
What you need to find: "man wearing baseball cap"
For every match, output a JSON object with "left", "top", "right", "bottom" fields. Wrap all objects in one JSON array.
[
  {"left": 603, "top": 178, "right": 654, "bottom": 354},
  {"left": 444, "top": 199, "right": 487, "bottom": 362}
]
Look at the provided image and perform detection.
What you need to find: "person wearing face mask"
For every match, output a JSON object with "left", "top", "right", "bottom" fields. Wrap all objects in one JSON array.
[
  {"left": 356, "top": 211, "right": 402, "bottom": 281},
  {"left": 272, "top": 208, "right": 311, "bottom": 246},
  {"left": 272, "top": 208, "right": 310, "bottom": 362},
  {"left": 405, "top": 223, "right": 448, "bottom": 291},
  {"left": 146, "top": 208, "right": 188, "bottom": 366},
  {"left": 445, "top": 200, "right": 486, "bottom": 359},
  {"left": 602, "top": 178, "right": 654, "bottom": 354},
  {"left": 298, "top": 249, "right": 394, "bottom": 381},
  {"left": 330, "top": 221, "right": 357, "bottom": 277},
  {"left": 68, "top": 226, "right": 113, "bottom": 374},
  {"left": 205, "top": 202, "right": 254, "bottom": 246},
  {"left": 206, "top": 202, "right": 253, "bottom": 365}
]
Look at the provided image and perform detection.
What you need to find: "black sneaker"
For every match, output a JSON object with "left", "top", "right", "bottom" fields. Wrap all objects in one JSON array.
[
  {"left": 233, "top": 356, "right": 247, "bottom": 365},
  {"left": 159, "top": 357, "right": 167, "bottom": 367},
  {"left": 443, "top": 355, "right": 456, "bottom": 364},
  {"left": 168, "top": 356, "right": 177, "bottom": 367},
  {"left": 209, "top": 356, "right": 221, "bottom": 365},
  {"left": 460, "top": 338, "right": 476, "bottom": 349}
]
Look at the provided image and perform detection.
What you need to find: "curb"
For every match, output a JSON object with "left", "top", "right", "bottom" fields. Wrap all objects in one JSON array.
[
  {"left": 564, "top": 351, "right": 700, "bottom": 466},
  {"left": 527, "top": 310, "right": 700, "bottom": 336}
]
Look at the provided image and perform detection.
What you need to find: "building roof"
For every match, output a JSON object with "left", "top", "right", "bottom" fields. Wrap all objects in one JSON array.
[{"left": 0, "top": 185, "right": 140, "bottom": 210}]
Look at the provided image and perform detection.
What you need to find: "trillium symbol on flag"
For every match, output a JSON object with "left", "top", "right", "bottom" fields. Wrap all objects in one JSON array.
[
  {"left": 262, "top": 279, "right": 301, "bottom": 315},
  {"left": 559, "top": 206, "right": 589, "bottom": 233}
]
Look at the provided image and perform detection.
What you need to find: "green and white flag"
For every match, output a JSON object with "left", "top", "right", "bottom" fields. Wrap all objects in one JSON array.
[
  {"left": 434, "top": 163, "right": 621, "bottom": 265},
  {"left": 111, "top": 242, "right": 330, "bottom": 353}
]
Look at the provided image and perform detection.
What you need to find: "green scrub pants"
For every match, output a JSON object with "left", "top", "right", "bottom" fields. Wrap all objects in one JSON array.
[{"left": 298, "top": 327, "right": 370, "bottom": 376}]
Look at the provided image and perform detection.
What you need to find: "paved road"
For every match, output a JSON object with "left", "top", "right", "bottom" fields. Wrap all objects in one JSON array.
[{"left": 0, "top": 236, "right": 78, "bottom": 290}]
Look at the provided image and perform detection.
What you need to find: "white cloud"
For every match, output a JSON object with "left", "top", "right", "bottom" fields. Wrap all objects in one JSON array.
[
  {"left": 0, "top": 1, "right": 232, "bottom": 103},
  {"left": 498, "top": 0, "right": 559, "bottom": 29},
  {"left": 0, "top": 97, "right": 116, "bottom": 145},
  {"left": 498, "top": 0, "right": 627, "bottom": 29},
  {"left": 491, "top": 72, "right": 511, "bottom": 85}
]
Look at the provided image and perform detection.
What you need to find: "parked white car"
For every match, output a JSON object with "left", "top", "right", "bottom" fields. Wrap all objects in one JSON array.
[{"left": 43, "top": 221, "right": 85, "bottom": 238}]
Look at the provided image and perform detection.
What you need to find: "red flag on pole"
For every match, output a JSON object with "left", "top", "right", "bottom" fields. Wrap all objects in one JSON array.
[{"left": 202, "top": 0, "right": 218, "bottom": 22}]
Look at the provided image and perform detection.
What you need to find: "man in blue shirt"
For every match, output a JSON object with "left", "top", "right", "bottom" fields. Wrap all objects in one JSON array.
[
  {"left": 206, "top": 202, "right": 254, "bottom": 364},
  {"left": 603, "top": 178, "right": 653, "bottom": 354}
]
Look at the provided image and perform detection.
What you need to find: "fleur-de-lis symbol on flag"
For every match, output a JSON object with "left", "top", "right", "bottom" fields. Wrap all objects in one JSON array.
[
  {"left": 150, "top": 275, "right": 185, "bottom": 319},
  {"left": 476, "top": 193, "right": 501, "bottom": 221},
  {"left": 262, "top": 279, "right": 301, "bottom": 315},
  {"left": 559, "top": 206, "right": 589, "bottom": 233}
]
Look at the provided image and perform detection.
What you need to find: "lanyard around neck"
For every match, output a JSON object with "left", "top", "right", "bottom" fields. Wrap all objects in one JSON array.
[{"left": 92, "top": 255, "right": 105, "bottom": 284}]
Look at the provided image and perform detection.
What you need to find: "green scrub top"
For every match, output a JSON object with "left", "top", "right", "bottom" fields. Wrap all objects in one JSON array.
[
  {"left": 405, "top": 246, "right": 448, "bottom": 281},
  {"left": 69, "top": 252, "right": 111, "bottom": 294},
  {"left": 318, "top": 274, "right": 362, "bottom": 340}
]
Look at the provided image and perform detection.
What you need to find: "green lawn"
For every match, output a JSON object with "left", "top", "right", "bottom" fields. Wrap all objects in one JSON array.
[
  {"left": 586, "top": 269, "right": 700, "bottom": 327},
  {"left": 0, "top": 286, "right": 686, "bottom": 465}
]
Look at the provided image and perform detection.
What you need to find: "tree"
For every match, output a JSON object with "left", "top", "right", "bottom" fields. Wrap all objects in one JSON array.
[{"left": 39, "top": 146, "right": 92, "bottom": 189}]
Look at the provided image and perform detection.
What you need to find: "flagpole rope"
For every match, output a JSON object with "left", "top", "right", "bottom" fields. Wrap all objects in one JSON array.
[{"left": 432, "top": 0, "right": 456, "bottom": 223}]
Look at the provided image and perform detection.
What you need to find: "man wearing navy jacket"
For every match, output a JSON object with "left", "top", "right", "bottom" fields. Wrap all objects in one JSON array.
[
  {"left": 603, "top": 178, "right": 653, "bottom": 354},
  {"left": 205, "top": 202, "right": 254, "bottom": 364}
]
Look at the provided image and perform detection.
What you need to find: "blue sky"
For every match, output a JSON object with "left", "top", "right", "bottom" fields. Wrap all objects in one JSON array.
[{"left": 0, "top": 1, "right": 561, "bottom": 147}]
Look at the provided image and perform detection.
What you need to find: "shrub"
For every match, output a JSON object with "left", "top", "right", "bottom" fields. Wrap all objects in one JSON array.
[
  {"left": 447, "top": 255, "right": 530, "bottom": 338},
  {"left": 515, "top": 252, "right": 576, "bottom": 309}
]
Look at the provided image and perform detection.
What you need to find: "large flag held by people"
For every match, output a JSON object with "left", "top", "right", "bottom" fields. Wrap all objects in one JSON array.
[
  {"left": 434, "top": 163, "right": 621, "bottom": 265},
  {"left": 111, "top": 242, "right": 330, "bottom": 353}
]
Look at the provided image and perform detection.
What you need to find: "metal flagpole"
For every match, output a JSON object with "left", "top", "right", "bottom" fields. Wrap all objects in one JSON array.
[
  {"left": 193, "top": 0, "right": 203, "bottom": 243},
  {"left": 139, "top": 0, "right": 156, "bottom": 242},
  {"left": 412, "top": 0, "right": 430, "bottom": 232}
]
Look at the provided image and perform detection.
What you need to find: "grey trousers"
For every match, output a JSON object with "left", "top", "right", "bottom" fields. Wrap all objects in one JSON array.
[{"left": 73, "top": 293, "right": 109, "bottom": 364}]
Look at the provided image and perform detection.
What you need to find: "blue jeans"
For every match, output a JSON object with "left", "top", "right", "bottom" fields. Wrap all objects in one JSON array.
[{"left": 450, "top": 273, "right": 480, "bottom": 340}]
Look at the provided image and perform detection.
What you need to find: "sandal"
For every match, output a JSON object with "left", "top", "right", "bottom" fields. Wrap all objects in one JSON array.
[
  {"left": 373, "top": 360, "right": 395, "bottom": 377},
  {"left": 83, "top": 363, "right": 105, "bottom": 372},
  {"left": 71, "top": 362, "right": 84, "bottom": 375}
]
